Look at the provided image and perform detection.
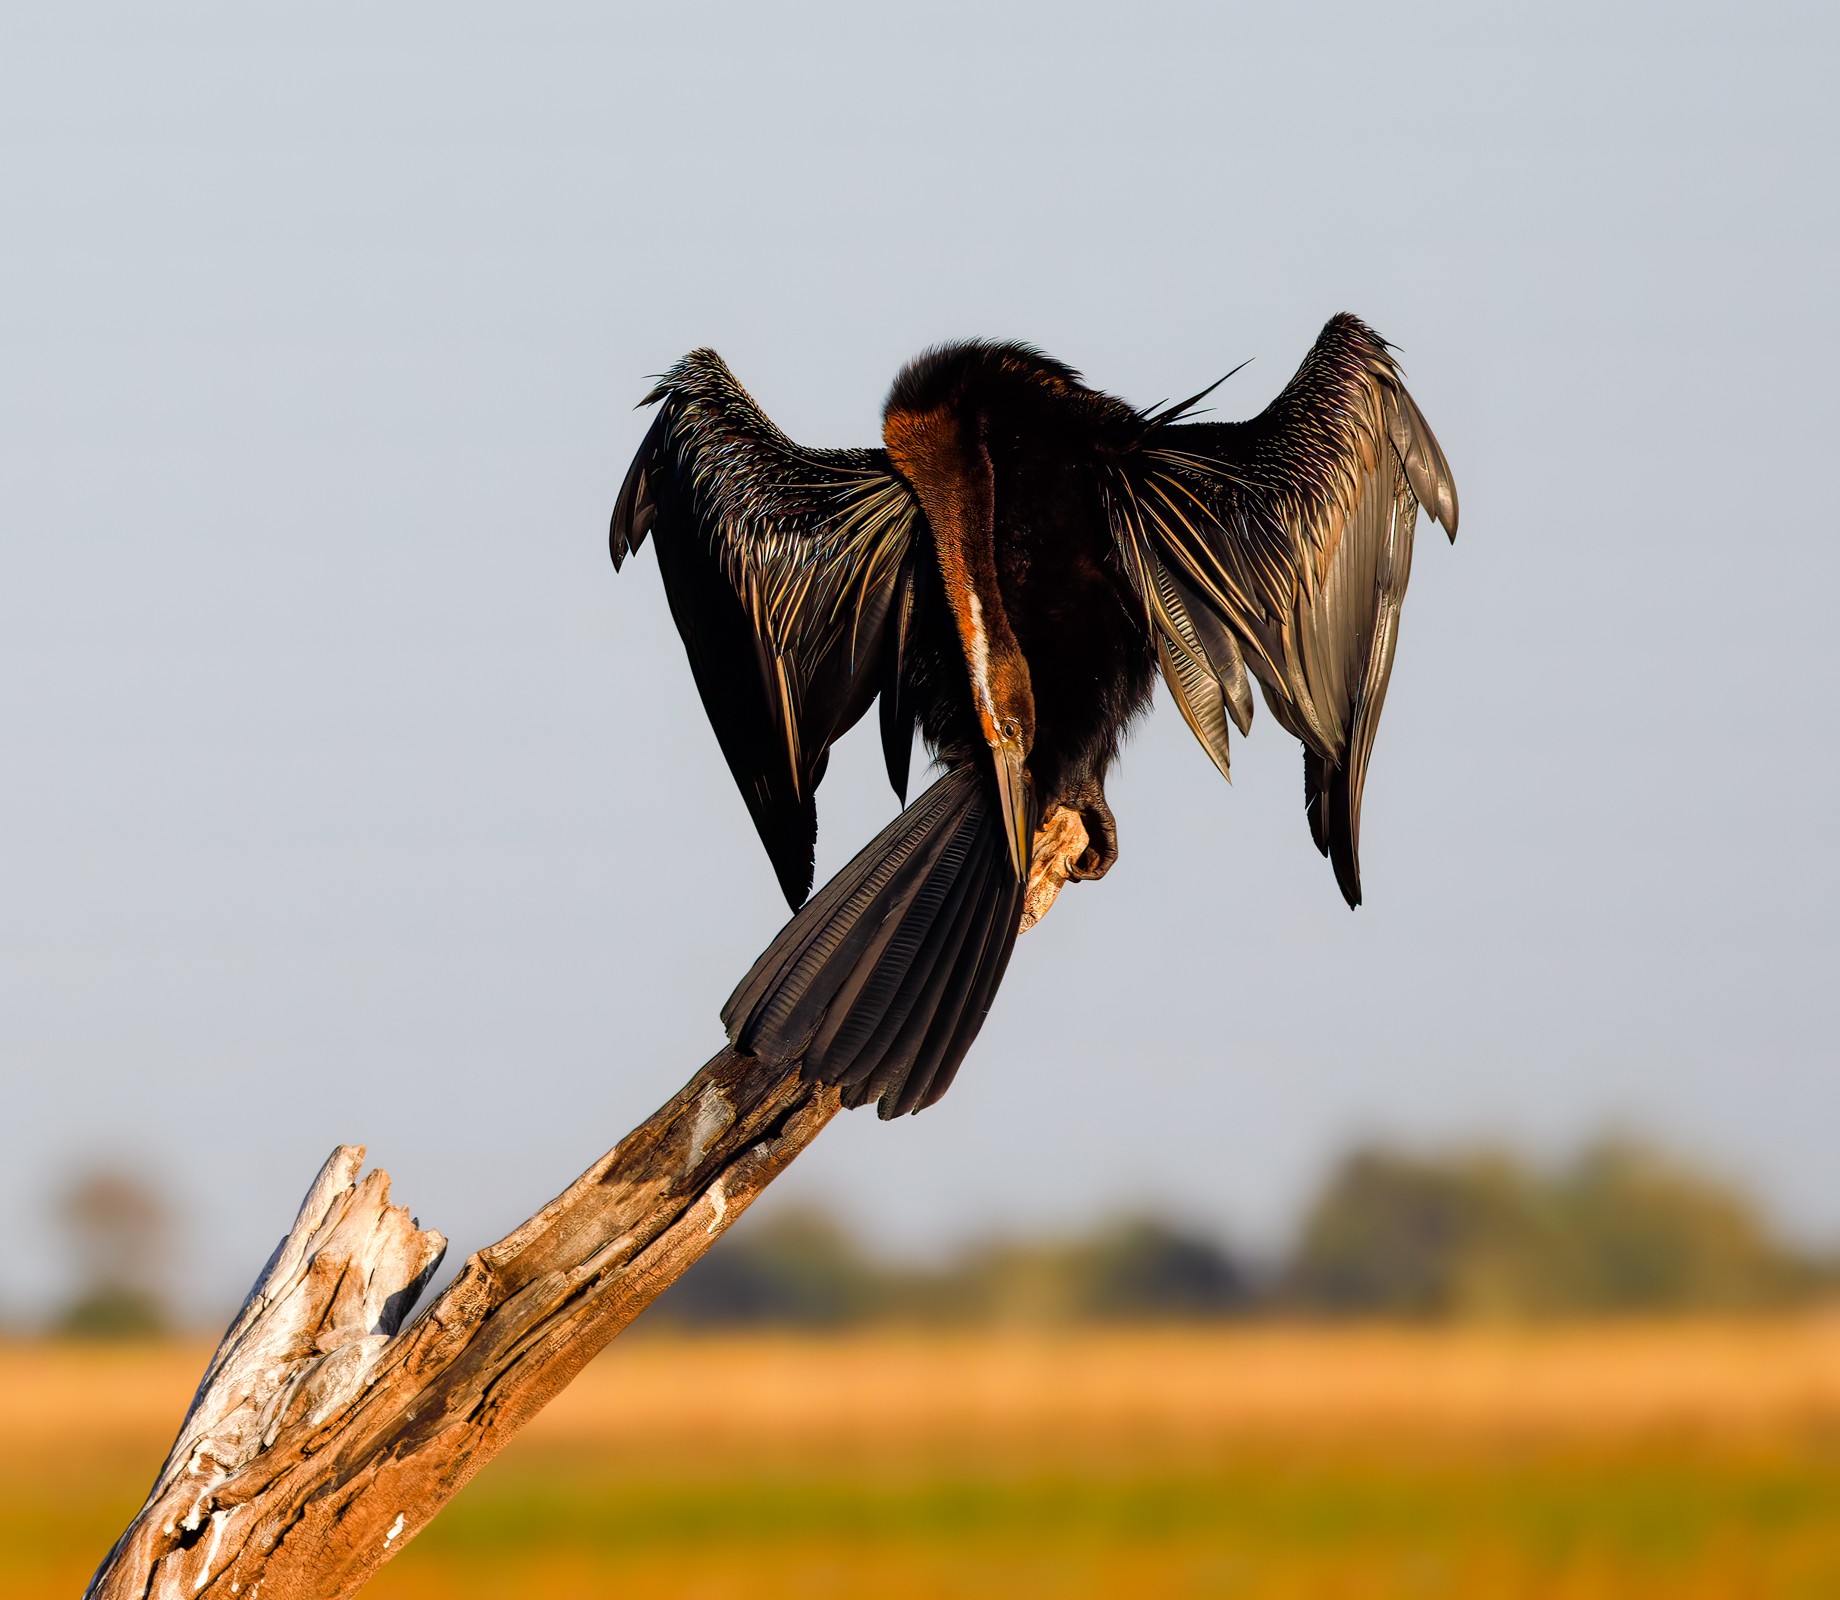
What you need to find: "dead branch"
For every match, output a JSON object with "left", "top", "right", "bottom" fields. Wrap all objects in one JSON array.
[
  {"left": 1019, "top": 803, "right": 1090, "bottom": 932},
  {"left": 86, "top": 1050, "right": 839, "bottom": 1600},
  {"left": 86, "top": 817, "right": 1097, "bottom": 1599}
]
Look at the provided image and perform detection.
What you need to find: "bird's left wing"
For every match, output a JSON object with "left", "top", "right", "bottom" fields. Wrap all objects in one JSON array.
[
  {"left": 1103, "top": 314, "right": 1459, "bottom": 906},
  {"left": 611, "top": 350, "right": 924, "bottom": 909}
]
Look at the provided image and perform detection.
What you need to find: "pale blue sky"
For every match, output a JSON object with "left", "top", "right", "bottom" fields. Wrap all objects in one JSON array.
[{"left": 2, "top": 2, "right": 1835, "bottom": 1317}]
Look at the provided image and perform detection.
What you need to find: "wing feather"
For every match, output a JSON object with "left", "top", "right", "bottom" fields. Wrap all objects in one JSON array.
[
  {"left": 1105, "top": 314, "right": 1459, "bottom": 906},
  {"left": 611, "top": 351, "right": 922, "bottom": 907}
]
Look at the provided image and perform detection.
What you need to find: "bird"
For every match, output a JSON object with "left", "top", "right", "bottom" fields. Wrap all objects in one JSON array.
[{"left": 610, "top": 314, "right": 1458, "bottom": 1119}]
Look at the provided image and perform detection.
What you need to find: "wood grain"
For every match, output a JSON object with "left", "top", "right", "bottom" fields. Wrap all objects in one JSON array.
[{"left": 85, "top": 1051, "right": 840, "bottom": 1600}]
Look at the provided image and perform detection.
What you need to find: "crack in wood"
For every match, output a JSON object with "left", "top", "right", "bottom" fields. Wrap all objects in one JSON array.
[{"left": 85, "top": 1054, "right": 839, "bottom": 1600}]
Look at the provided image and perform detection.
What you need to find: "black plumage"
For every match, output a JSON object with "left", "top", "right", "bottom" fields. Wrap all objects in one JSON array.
[{"left": 611, "top": 314, "right": 1459, "bottom": 1116}]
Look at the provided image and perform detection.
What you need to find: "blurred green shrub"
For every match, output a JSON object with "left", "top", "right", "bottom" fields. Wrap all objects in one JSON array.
[
  {"left": 653, "top": 1208, "right": 1251, "bottom": 1330},
  {"left": 52, "top": 1165, "right": 174, "bottom": 1339},
  {"left": 651, "top": 1208, "right": 884, "bottom": 1328},
  {"left": 1284, "top": 1138, "right": 1811, "bottom": 1319},
  {"left": 653, "top": 1137, "right": 1825, "bottom": 1329}
]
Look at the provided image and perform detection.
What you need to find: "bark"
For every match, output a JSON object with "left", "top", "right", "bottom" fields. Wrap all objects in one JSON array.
[
  {"left": 87, "top": 830, "right": 1084, "bottom": 1599},
  {"left": 1019, "top": 803, "right": 1090, "bottom": 932},
  {"left": 85, "top": 1051, "right": 839, "bottom": 1600}
]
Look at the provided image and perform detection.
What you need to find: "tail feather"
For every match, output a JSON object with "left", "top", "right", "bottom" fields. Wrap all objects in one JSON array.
[
  {"left": 724, "top": 765, "right": 1026, "bottom": 1118},
  {"left": 889, "top": 844, "right": 1018, "bottom": 1115},
  {"left": 723, "top": 774, "right": 964, "bottom": 1044},
  {"left": 816, "top": 818, "right": 985, "bottom": 1087},
  {"left": 852, "top": 838, "right": 1000, "bottom": 1116},
  {"left": 807, "top": 795, "right": 985, "bottom": 1070},
  {"left": 717, "top": 779, "right": 956, "bottom": 1051}
]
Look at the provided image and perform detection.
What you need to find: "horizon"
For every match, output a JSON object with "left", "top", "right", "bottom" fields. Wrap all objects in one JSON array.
[{"left": 3, "top": 2, "right": 1836, "bottom": 1325}]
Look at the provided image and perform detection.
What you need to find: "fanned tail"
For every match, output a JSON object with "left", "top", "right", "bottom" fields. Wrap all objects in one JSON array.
[{"left": 723, "top": 765, "right": 1028, "bottom": 1118}]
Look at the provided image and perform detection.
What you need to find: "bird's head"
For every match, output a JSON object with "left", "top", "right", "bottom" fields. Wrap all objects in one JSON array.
[{"left": 884, "top": 388, "right": 1036, "bottom": 878}]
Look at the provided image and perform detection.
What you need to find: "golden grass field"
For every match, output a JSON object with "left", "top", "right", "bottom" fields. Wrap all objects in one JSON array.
[{"left": 17, "top": 1321, "right": 1840, "bottom": 1598}]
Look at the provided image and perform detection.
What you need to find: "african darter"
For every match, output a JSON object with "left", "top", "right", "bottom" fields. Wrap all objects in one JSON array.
[{"left": 611, "top": 315, "right": 1459, "bottom": 1118}]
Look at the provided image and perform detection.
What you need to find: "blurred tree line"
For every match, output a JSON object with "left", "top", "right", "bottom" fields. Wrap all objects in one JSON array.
[
  {"left": 18, "top": 1136, "right": 1832, "bottom": 1337},
  {"left": 48, "top": 1164, "right": 175, "bottom": 1337},
  {"left": 654, "top": 1138, "right": 1828, "bottom": 1330},
  {"left": 1281, "top": 1140, "right": 1815, "bottom": 1318},
  {"left": 655, "top": 1209, "right": 1253, "bottom": 1329}
]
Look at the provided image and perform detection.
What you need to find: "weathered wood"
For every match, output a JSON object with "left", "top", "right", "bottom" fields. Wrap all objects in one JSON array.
[
  {"left": 86, "top": 1051, "right": 840, "bottom": 1600},
  {"left": 1019, "top": 803, "right": 1091, "bottom": 932},
  {"left": 87, "top": 804, "right": 1093, "bottom": 1600}
]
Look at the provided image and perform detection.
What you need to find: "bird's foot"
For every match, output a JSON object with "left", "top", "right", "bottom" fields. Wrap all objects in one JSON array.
[{"left": 1066, "top": 788, "right": 1118, "bottom": 881}]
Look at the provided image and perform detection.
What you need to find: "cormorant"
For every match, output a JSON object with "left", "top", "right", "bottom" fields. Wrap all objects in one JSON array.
[{"left": 611, "top": 314, "right": 1459, "bottom": 1118}]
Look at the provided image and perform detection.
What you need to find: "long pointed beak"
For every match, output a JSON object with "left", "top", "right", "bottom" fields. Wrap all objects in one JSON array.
[{"left": 992, "top": 745, "right": 1031, "bottom": 880}]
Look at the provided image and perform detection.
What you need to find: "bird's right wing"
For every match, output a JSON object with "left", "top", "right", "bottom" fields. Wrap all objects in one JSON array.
[{"left": 611, "top": 351, "right": 924, "bottom": 909}]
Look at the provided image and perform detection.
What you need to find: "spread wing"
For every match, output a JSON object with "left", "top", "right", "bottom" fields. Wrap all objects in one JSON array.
[
  {"left": 611, "top": 350, "right": 924, "bottom": 909},
  {"left": 1105, "top": 314, "right": 1459, "bottom": 906}
]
